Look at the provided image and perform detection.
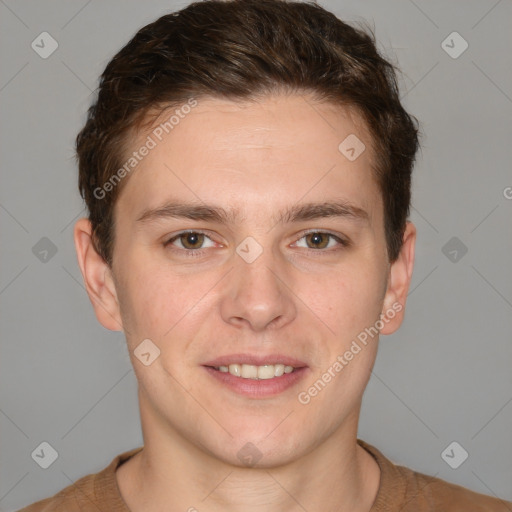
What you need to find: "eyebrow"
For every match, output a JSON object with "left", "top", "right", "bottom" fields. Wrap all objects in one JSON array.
[{"left": 135, "top": 199, "right": 369, "bottom": 226}]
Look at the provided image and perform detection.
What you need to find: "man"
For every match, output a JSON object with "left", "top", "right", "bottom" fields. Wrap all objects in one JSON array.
[{"left": 19, "top": 0, "right": 511, "bottom": 510}]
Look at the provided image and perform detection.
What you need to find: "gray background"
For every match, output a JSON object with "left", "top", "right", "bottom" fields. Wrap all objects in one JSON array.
[{"left": 1, "top": 0, "right": 511, "bottom": 509}]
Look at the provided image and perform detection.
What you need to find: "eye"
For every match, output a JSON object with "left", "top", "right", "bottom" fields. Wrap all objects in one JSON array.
[
  {"left": 163, "top": 230, "right": 348, "bottom": 256},
  {"left": 164, "top": 231, "right": 216, "bottom": 251},
  {"left": 293, "top": 231, "right": 348, "bottom": 251}
]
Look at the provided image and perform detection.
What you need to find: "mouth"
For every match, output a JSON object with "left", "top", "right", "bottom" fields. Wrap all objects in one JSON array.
[
  {"left": 202, "top": 355, "right": 309, "bottom": 398},
  {"left": 211, "top": 363, "right": 296, "bottom": 380}
]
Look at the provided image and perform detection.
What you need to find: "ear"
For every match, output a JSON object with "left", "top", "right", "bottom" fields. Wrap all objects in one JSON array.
[
  {"left": 73, "top": 218, "right": 123, "bottom": 331},
  {"left": 379, "top": 221, "right": 416, "bottom": 335}
]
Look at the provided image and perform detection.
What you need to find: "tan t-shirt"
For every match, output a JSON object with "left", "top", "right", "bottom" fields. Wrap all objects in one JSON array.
[{"left": 17, "top": 439, "right": 512, "bottom": 511}]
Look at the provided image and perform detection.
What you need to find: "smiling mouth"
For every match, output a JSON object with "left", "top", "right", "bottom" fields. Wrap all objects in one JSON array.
[{"left": 210, "top": 363, "right": 297, "bottom": 380}]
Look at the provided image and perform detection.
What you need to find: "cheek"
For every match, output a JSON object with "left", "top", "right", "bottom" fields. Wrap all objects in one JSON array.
[
  {"left": 298, "top": 266, "right": 384, "bottom": 412},
  {"left": 115, "top": 256, "right": 221, "bottom": 351},
  {"left": 302, "top": 260, "right": 386, "bottom": 339},
  {"left": 114, "top": 258, "right": 183, "bottom": 339}
]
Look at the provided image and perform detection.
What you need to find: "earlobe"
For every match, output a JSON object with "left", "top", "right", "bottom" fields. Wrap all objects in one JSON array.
[
  {"left": 379, "top": 221, "right": 416, "bottom": 335},
  {"left": 73, "top": 218, "right": 123, "bottom": 331}
]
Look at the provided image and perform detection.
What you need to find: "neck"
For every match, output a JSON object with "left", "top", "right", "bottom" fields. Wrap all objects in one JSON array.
[{"left": 116, "top": 399, "right": 380, "bottom": 512}]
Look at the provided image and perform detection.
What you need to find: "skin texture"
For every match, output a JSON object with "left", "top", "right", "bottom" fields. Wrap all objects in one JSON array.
[{"left": 74, "top": 93, "right": 416, "bottom": 512}]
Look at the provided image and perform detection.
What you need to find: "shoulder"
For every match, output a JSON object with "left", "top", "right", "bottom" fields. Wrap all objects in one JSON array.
[
  {"left": 358, "top": 439, "right": 512, "bottom": 512},
  {"left": 16, "top": 447, "right": 143, "bottom": 512},
  {"left": 394, "top": 462, "right": 512, "bottom": 511},
  {"left": 16, "top": 474, "right": 93, "bottom": 512}
]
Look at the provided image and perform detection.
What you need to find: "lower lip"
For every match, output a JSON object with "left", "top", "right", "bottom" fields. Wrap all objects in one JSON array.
[{"left": 203, "top": 366, "right": 309, "bottom": 398}]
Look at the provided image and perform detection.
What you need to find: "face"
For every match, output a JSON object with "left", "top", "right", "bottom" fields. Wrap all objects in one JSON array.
[{"left": 76, "top": 93, "right": 414, "bottom": 468}]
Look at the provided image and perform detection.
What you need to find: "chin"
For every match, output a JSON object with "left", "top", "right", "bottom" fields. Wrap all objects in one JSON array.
[{"left": 207, "top": 425, "right": 306, "bottom": 469}]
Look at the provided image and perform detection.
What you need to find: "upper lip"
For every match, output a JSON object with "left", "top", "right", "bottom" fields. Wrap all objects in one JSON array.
[{"left": 203, "top": 354, "right": 308, "bottom": 368}]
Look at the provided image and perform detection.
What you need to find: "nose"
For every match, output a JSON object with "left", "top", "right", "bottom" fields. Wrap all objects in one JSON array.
[{"left": 219, "top": 250, "right": 297, "bottom": 332}]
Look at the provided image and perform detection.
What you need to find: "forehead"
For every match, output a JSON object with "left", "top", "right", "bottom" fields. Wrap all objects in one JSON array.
[{"left": 115, "top": 94, "right": 381, "bottom": 223}]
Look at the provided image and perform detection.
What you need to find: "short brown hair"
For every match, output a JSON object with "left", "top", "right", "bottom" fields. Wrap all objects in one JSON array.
[{"left": 76, "top": 0, "right": 420, "bottom": 265}]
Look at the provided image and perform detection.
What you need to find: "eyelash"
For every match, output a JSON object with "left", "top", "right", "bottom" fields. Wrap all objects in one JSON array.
[{"left": 163, "top": 229, "right": 349, "bottom": 257}]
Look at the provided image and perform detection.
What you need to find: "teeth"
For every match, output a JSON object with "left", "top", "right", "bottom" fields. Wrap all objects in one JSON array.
[
  {"left": 215, "top": 363, "right": 297, "bottom": 380},
  {"left": 241, "top": 364, "right": 258, "bottom": 379},
  {"left": 274, "top": 364, "right": 285, "bottom": 377},
  {"left": 229, "top": 364, "right": 241, "bottom": 377},
  {"left": 257, "top": 365, "right": 275, "bottom": 379}
]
